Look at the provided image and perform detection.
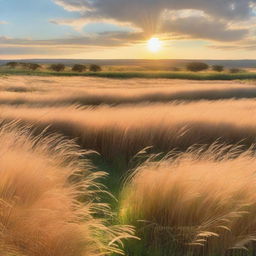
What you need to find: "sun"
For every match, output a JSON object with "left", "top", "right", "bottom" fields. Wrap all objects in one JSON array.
[{"left": 147, "top": 37, "right": 162, "bottom": 53}]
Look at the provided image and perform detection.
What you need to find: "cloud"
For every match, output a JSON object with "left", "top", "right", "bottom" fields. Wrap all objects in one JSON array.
[
  {"left": 0, "top": 46, "right": 67, "bottom": 55},
  {"left": 0, "top": 21, "right": 8, "bottom": 25},
  {"left": 54, "top": 0, "right": 255, "bottom": 22},
  {"left": 53, "top": 0, "right": 256, "bottom": 36},
  {"left": 0, "top": 31, "right": 145, "bottom": 56},
  {"left": 0, "top": 32, "right": 144, "bottom": 47},
  {"left": 50, "top": 17, "right": 138, "bottom": 32},
  {"left": 1, "top": 0, "right": 256, "bottom": 57},
  {"left": 161, "top": 16, "right": 248, "bottom": 42},
  {"left": 208, "top": 39, "right": 256, "bottom": 51},
  {"left": 53, "top": 0, "right": 91, "bottom": 12}
]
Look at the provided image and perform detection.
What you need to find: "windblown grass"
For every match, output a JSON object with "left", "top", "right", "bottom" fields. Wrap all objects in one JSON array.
[
  {"left": 0, "top": 76, "right": 255, "bottom": 107},
  {"left": 0, "top": 123, "right": 134, "bottom": 256},
  {"left": 1, "top": 75, "right": 256, "bottom": 255},
  {"left": 2, "top": 87, "right": 256, "bottom": 107},
  {"left": 120, "top": 146, "right": 256, "bottom": 256},
  {"left": 0, "top": 101, "right": 256, "bottom": 164}
]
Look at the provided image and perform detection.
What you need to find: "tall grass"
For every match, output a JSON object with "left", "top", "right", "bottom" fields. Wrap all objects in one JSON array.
[
  {"left": 1, "top": 75, "right": 256, "bottom": 255},
  {"left": 2, "top": 87, "right": 256, "bottom": 106},
  {"left": 0, "top": 101, "right": 256, "bottom": 163},
  {"left": 1, "top": 75, "right": 248, "bottom": 90},
  {"left": 0, "top": 77, "right": 255, "bottom": 106},
  {"left": 120, "top": 146, "right": 256, "bottom": 256},
  {"left": 0, "top": 123, "right": 134, "bottom": 256}
]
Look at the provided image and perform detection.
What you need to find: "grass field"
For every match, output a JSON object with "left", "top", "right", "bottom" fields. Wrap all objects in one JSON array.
[{"left": 1, "top": 75, "right": 256, "bottom": 255}]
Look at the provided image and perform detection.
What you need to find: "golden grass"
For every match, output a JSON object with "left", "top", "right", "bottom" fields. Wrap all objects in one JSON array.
[
  {"left": 2, "top": 87, "right": 256, "bottom": 107},
  {"left": 1, "top": 76, "right": 256, "bottom": 255},
  {"left": 120, "top": 146, "right": 256, "bottom": 255},
  {"left": 0, "top": 100, "right": 256, "bottom": 162},
  {"left": 2, "top": 75, "right": 239, "bottom": 90},
  {"left": 0, "top": 123, "right": 134, "bottom": 256},
  {"left": 0, "top": 76, "right": 255, "bottom": 106}
]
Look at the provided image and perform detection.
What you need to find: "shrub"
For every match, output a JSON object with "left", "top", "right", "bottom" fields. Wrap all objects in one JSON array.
[
  {"left": 30, "top": 63, "right": 41, "bottom": 71},
  {"left": 26, "top": 63, "right": 41, "bottom": 71},
  {"left": 19, "top": 62, "right": 29, "bottom": 69},
  {"left": 72, "top": 64, "right": 87, "bottom": 72},
  {"left": 49, "top": 63, "right": 65, "bottom": 72},
  {"left": 120, "top": 147, "right": 256, "bottom": 255},
  {"left": 186, "top": 62, "right": 209, "bottom": 72},
  {"left": 89, "top": 64, "right": 102, "bottom": 72},
  {"left": 6, "top": 62, "right": 19, "bottom": 68},
  {"left": 212, "top": 65, "right": 224, "bottom": 72},
  {"left": 0, "top": 123, "right": 134, "bottom": 256}
]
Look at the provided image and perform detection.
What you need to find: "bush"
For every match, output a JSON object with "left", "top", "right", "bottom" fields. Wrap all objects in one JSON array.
[
  {"left": 6, "top": 62, "right": 19, "bottom": 68},
  {"left": 30, "top": 63, "right": 41, "bottom": 71},
  {"left": 186, "top": 62, "right": 209, "bottom": 72},
  {"left": 72, "top": 64, "right": 87, "bottom": 72},
  {"left": 49, "top": 64, "right": 65, "bottom": 72},
  {"left": 20, "top": 63, "right": 41, "bottom": 71},
  {"left": 212, "top": 65, "right": 224, "bottom": 72},
  {"left": 19, "top": 63, "right": 29, "bottom": 69},
  {"left": 89, "top": 64, "right": 102, "bottom": 72}
]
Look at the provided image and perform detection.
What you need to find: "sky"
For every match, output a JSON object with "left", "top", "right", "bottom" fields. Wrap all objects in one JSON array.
[{"left": 1, "top": 0, "right": 256, "bottom": 59}]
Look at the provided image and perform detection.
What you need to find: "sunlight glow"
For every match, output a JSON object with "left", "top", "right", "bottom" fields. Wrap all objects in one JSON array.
[{"left": 147, "top": 37, "right": 162, "bottom": 53}]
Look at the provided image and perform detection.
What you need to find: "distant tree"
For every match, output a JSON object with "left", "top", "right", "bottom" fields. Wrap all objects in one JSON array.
[
  {"left": 186, "top": 62, "right": 209, "bottom": 72},
  {"left": 21, "top": 63, "right": 41, "bottom": 71},
  {"left": 229, "top": 68, "right": 243, "bottom": 73},
  {"left": 6, "top": 62, "right": 19, "bottom": 68},
  {"left": 72, "top": 64, "right": 86, "bottom": 72},
  {"left": 28, "top": 63, "right": 41, "bottom": 71},
  {"left": 212, "top": 65, "right": 224, "bottom": 72},
  {"left": 49, "top": 64, "right": 65, "bottom": 72},
  {"left": 20, "top": 63, "right": 29, "bottom": 69},
  {"left": 89, "top": 64, "right": 102, "bottom": 72}
]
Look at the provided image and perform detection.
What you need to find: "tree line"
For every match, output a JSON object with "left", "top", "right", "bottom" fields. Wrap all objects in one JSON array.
[
  {"left": 186, "top": 62, "right": 244, "bottom": 73},
  {"left": 5, "top": 62, "right": 102, "bottom": 72},
  {"left": 4, "top": 61, "right": 244, "bottom": 73}
]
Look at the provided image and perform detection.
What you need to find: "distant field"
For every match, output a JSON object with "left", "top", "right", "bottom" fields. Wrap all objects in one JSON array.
[{"left": 1, "top": 68, "right": 256, "bottom": 80}]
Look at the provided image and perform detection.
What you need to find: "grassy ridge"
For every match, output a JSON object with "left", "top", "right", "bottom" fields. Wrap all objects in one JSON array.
[{"left": 1, "top": 69, "right": 256, "bottom": 80}]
